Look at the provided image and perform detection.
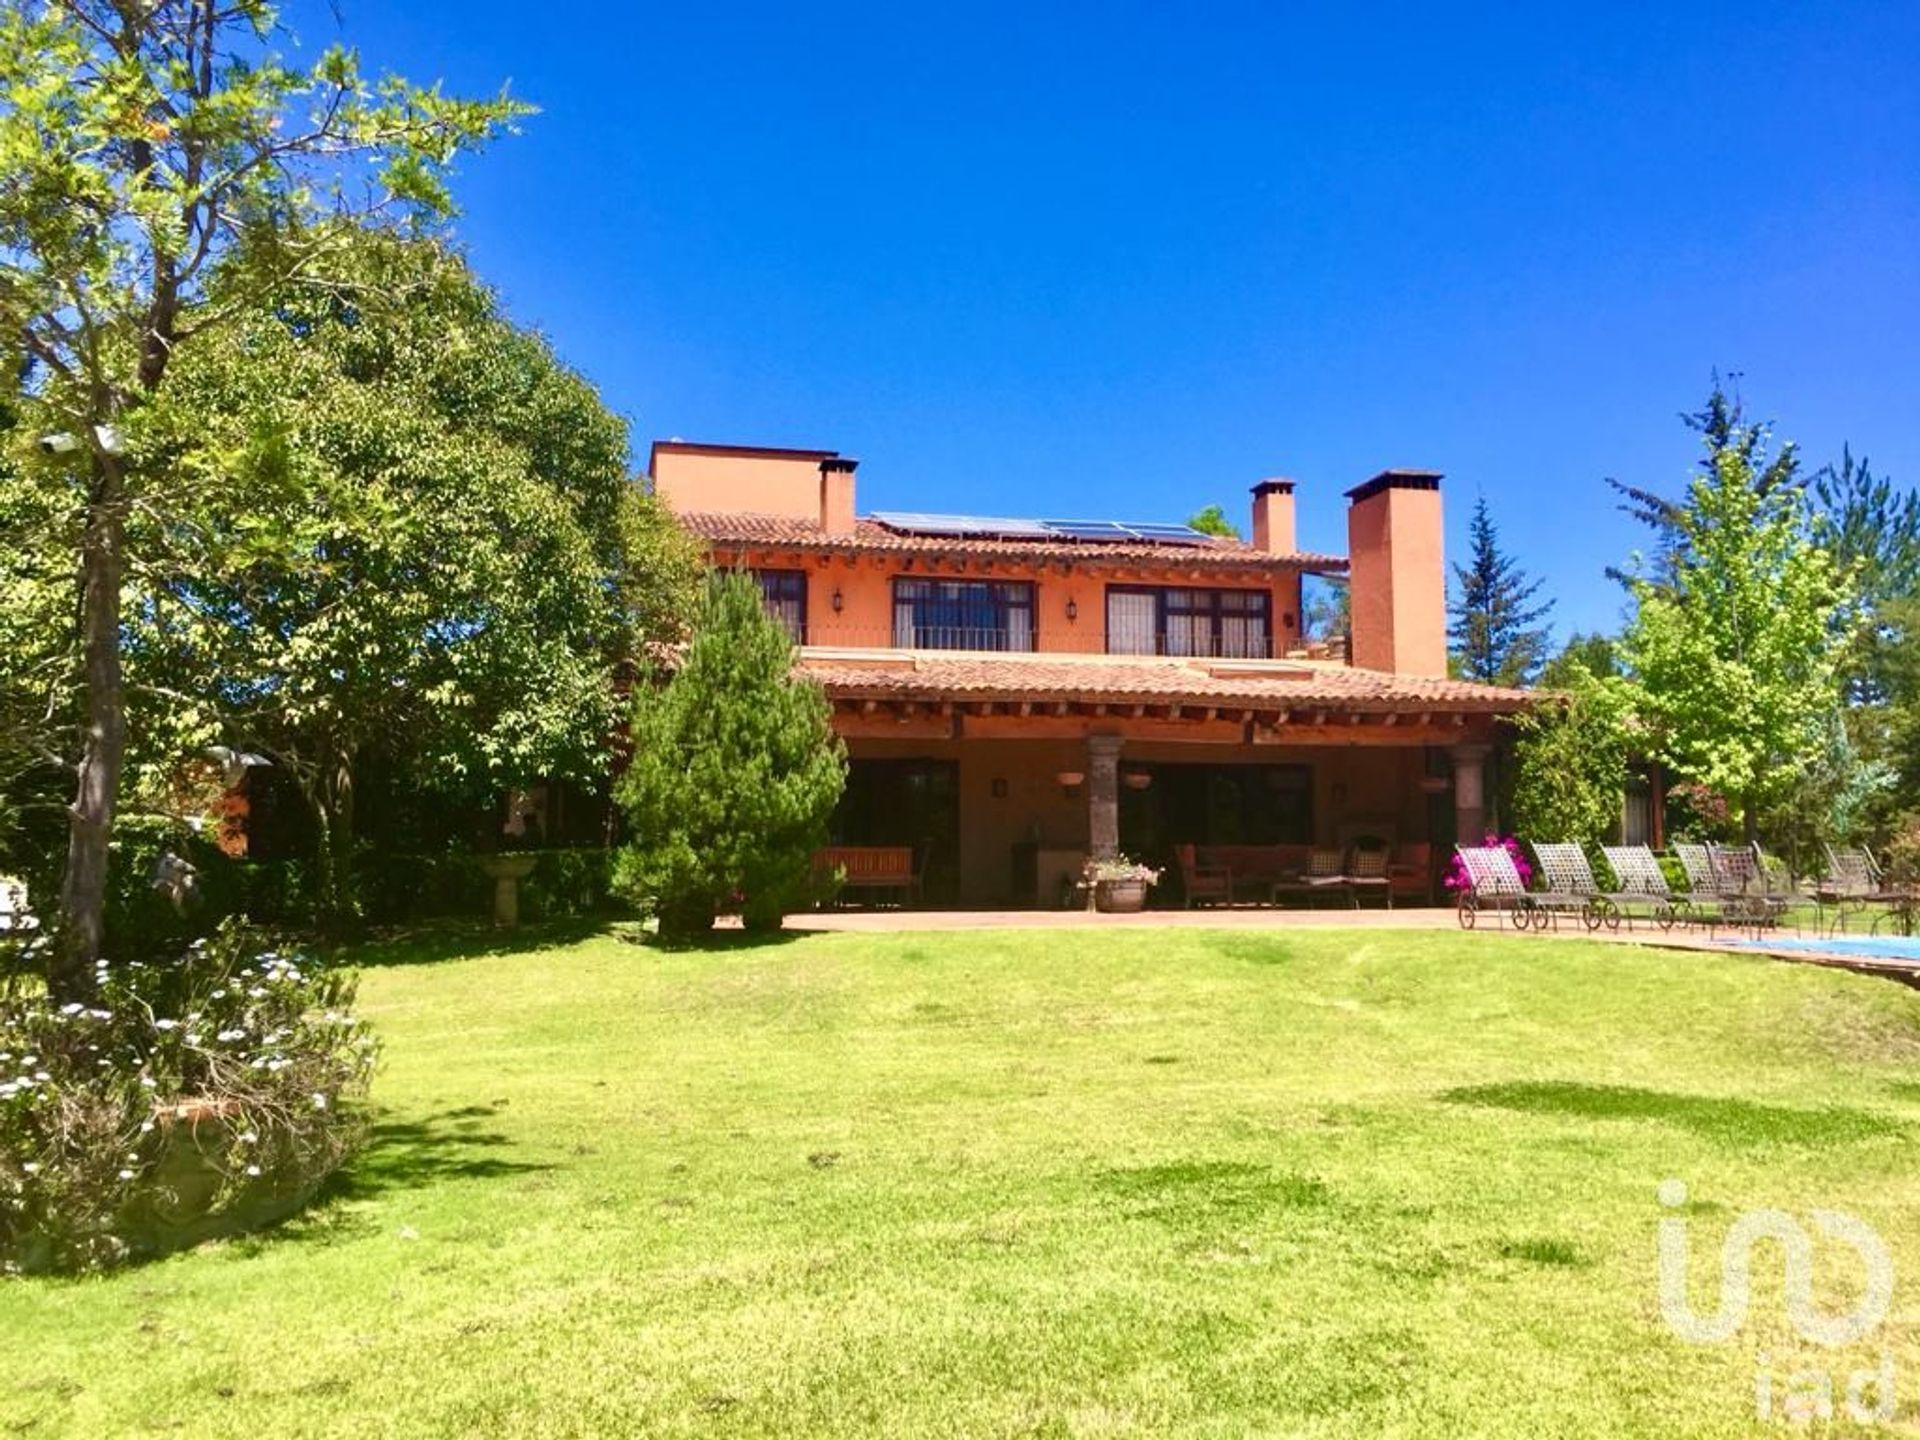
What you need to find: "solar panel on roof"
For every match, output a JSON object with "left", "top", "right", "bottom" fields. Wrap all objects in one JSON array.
[
  {"left": 1041, "top": 519, "right": 1212, "bottom": 545},
  {"left": 869, "top": 511, "right": 1054, "bottom": 539},
  {"left": 869, "top": 511, "right": 1214, "bottom": 545}
]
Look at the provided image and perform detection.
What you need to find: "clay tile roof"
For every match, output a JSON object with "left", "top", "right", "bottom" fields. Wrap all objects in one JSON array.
[
  {"left": 797, "top": 649, "right": 1534, "bottom": 713},
  {"left": 679, "top": 511, "right": 1348, "bottom": 572}
]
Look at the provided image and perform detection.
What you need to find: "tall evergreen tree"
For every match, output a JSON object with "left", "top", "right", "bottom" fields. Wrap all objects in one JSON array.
[
  {"left": 614, "top": 573, "right": 847, "bottom": 940},
  {"left": 1811, "top": 447, "right": 1919, "bottom": 705},
  {"left": 1448, "top": 498, "right": 1554, "bottom": 685},
  {"left": 1604, "top": 378, "right": 1803, "bottom": 591},
  {"left": 1621, "top": 419, "right": 1852, "bottom": 844}
]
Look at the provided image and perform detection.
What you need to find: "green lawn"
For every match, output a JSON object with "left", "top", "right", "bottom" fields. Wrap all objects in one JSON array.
[{"left": 7, "top": 925, "right": 1920, "bottom": 1437}]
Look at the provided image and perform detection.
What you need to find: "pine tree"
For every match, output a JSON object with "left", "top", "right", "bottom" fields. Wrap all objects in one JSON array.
[
  {"left": 1604, "top": 377, "right": 1803, "bottom": 592},
  {"left": 1448, "top": 498, "right": 1554, "bottom": 685},
  {"left": 614, "top": 572, "right": 847, "bottom": 939}
]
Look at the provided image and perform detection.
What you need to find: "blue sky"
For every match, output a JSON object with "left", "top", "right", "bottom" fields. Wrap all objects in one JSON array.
[{"left": 289, "top": 1, "right": 1918, "bottom": 639}]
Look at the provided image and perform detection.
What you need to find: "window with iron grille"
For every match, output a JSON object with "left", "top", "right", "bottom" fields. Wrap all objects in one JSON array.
[
  {"left": 1105, "top": 586, "right": 1271, "bottom": 658},
  {"left": 892, "top": 579, "right": 1035, "bottom": 651},
  {"left": 754, "top": 570, "right": 808, "bottom": 642}
]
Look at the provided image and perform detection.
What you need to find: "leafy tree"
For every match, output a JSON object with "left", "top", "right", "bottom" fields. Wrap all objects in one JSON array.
[
  {"left": 129, "top": 235, "right": 700, "bottom": 926},
  {"left": 1186, "top": 504, "right": 1241, "bottom": 539},
  {"left": 1620, "top": 420, "right": 1853, "bottom": 843},
  {"left": 0, "top": 0, "right": 522, "bottom": 991},
  {"left": 614, "top": 573, "right": 846, "bottom": 941},
  {"left": 1448, "top": 497, "right": 1553, "bottom": 685},
  {"left": 1540, "top": 632, "right": 1620, "bottom": 689},
  {"left": 1301, "top": 577, "right": 1350, "bottom": 645},
  {"left": 1507, "top": 662, "right": 1636, "bottom": 843},
  {"left": 1605, "top": 379, "right": 1802, "bottom": 592}
]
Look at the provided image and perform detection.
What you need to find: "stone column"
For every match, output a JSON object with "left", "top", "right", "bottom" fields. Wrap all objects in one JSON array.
[
  {"left": 1451, "top": 742, "right": 1491, "bottom": 843},
  {"left": 1086, "top": 734, "right": 1124, "bottom": 859}
]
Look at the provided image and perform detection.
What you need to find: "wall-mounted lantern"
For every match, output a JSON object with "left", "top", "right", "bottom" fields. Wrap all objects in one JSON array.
[
  {"left": 1055, "top": 770, "right": 1085, "bottom": 796},
  {"left": 1065, "top": 598, "right": 1078, "bottom": 622},
  {"left": 831, "top": 587, "right": 844, "bottom": 613}
]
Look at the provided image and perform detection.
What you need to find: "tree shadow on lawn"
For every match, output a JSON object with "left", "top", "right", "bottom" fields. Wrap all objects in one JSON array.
[
  {"left": 329, "top": 1103, "right": 551, "bottom": 1201},
  {"left": 219, "top": 1104, "right": 551, "bottom": 1258},
  {"left": 1440, "top": 1080, "right": 1901, "bottom": 1147},
  {"left": 335, "top": 918, "right": 810, "bottom": 968},
  {"left": 331, "top": 918, "right": 625, "bottom": 969}
]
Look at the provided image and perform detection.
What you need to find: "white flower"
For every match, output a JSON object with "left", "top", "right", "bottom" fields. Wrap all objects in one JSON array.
[
  {"left": 139, "top": 1121, "right": 155, "bottom": 1134},
  {"left": 154, "top": 1019, "right": 178, "bottom": 1032},
  {"left": 59, "top": 1003, "right": 82, "bottom": 1016},
  {"left": 239, "top": 1130, "right": 258, "bottom": 1144},
  {"left": 310, "top": 1093, "right": 329, "bottom": 1111},
  {"left": 244, "top": 1164, "right": 261, "bottom": 1178},
  {"left": 21, "top": 1163, "right": 39, "bottom": 1175},
  {"left": 139, "top": 1075, "right": 156, "bottom": 1089},
  {"left": 117, "top": 1169, "right": 134, "bottom": 1180},
  {"left": 31, "top": 1071, "right": 48, "bottom": 1082}
]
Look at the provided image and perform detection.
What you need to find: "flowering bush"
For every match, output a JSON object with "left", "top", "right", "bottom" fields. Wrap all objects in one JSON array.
[
  {"left": 0, "top": 922, "right": 376, "bottom": 1273},
  {"left": 1442, "top": 834, "right": 1535, "bottom": 893}
]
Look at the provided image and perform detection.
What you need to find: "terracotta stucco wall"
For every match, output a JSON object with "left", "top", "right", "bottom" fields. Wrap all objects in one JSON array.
[
  {"left": 653, "top": 451, "right": 827, "bottom": 521},
  {"left": 744, "top": 552, "right": 1303, "bottom": 655}
]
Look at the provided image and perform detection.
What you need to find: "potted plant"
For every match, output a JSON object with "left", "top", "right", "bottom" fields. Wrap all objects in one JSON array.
[{"left": 1084, "top": 854, "right": 1161, "bottom": 913}]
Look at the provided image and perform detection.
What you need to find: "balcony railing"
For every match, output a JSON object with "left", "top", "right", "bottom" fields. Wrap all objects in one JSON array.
[{"left": 769, "top": 621, "right": 1335, "bottom": 661}]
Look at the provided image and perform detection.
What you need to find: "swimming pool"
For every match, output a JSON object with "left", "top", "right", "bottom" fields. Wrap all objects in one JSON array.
[{"left": 1736, "top": 934, "right": 1920, "bottom": 963}]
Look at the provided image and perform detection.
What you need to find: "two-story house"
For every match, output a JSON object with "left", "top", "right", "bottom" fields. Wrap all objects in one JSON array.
[{"left": 651, "top": 440, "right": 1533, "bottom": 906}]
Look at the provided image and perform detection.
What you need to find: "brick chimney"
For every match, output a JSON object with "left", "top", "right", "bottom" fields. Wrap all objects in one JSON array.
[
  {"left": 1345, "top": 470, "right": 1446, "bottom": 677},
  {"left": 1249, "top": 478, "right": 1296, "bottom": 553},
  {"left": 819, "top": 456, "right": 858, "bottom": 535}
]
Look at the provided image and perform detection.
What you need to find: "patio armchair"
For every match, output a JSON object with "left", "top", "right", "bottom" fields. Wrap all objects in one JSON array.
[
  {"left": 1175, "top": 844, "right": 1234, "bottom": 908},
  {"left": 1386, "top": 843, "right": 1433, "bottom": 907},
  {"left": 1345, "top": 847, "right": 1392, "bottom": 908}
]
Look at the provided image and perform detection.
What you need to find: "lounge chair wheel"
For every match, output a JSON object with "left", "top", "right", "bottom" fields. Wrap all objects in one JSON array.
[
  {"left": 1601, "top": 899, "right": 1622, "bottom": 931},
  {"left": 1580, "top": 901, "right": 1602, "bottom": 932},
  {"left": 1508, "top": 902, "right": 1532, "bottom": 931},
  {"left": 1654, "top": 902, "right": 1676, "bottom": 931},
  {"left": 1529, "top": 905, "right": 1552, "bottom": 932},
  {"left": 1456, "top": 894, "right": 1478, "bottom": 930}
]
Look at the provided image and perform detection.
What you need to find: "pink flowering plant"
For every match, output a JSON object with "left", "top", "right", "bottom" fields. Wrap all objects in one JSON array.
[
  {"left": 1442, "top": 834, "right": 1535, "bottom": 893},
  {"left": 0, "top": 921, "right": 376, "bottom": 1273}
]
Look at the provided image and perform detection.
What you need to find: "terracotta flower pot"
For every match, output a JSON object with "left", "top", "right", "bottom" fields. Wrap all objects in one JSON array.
[{"left": 1094, "top": 879, "right": 1149, "bottom": 913}]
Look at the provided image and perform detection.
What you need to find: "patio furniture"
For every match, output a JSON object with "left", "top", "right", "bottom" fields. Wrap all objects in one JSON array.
[
  {"left": 1598, "top": 844, "right": 1683, "bottom": 930},
  {"left": 1272, "top": 848, "right": 1354, "bottom": 907},
  {"left": 1453, "top": 844, "right": 1549, "bottom": 929},
  {"left": 813, "top": 845, "right": 918, "bottom": 906},
  {"left": 1386, "top": 843, "right": 1434, "bottom": 907},
  {"left": 1345, "top": 847, "right": 1393, "bottom": 908},
  {"left": 1530, "top": 842, "right": 1627, "bottom": 931},
  {"left": 1670, "top": 842, "right": 1785, "bottom": 934},
  {"left": 1817, "top": 845, "right": 1901, "bottom": 935},
  {"left": 1710, "top": 842, "right": 1791, "bottom": 931},
  {"left": 1191, "top": 844, "right": 1310, "bottom": 903},
  {"left": 1175, "top": 843, "right": 1235, "bottom": 908}
]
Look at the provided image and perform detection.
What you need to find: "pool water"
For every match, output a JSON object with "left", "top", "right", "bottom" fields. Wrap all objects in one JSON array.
[{"left": 1737, "top": 935, "right": 1920, "bottom": 962}]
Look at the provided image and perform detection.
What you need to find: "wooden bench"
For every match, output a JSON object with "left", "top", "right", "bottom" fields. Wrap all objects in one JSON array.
[{"left": 813, "top": 846, "right": 920, "bottom": 906}]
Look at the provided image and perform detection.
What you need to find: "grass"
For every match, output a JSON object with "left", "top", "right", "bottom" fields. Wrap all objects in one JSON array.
[{"left": 7, "top": 924, "right": 1920, "bottom": 1436}]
